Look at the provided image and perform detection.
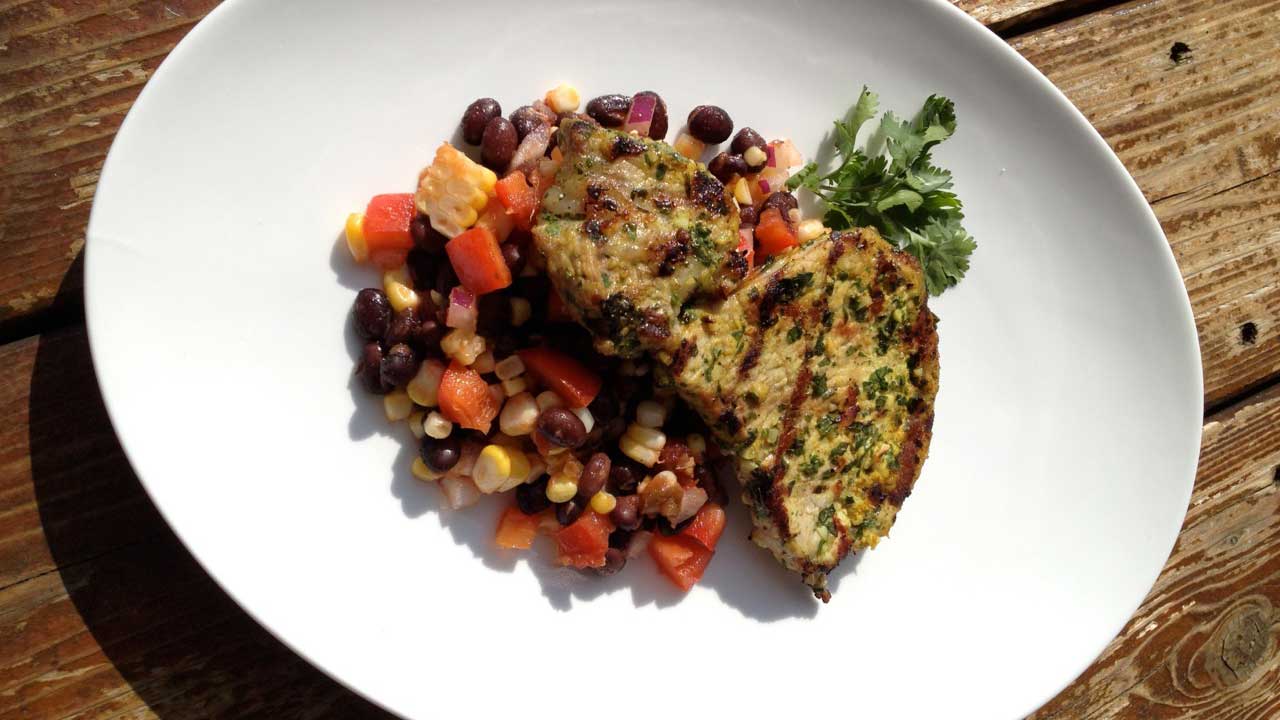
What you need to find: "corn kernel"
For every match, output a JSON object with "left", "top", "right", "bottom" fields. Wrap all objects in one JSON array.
[
  {"left": 635, "top": 400, "right": 666, "bottom": 428},
  {"left": 494, "top": 355, "right": 525, "bottom": 381},
  {"left": 407, "top": 358, "right": 445, "bottom": 407},
  {"left": 673, "top": 132, "right": 706, "bottom": 160},
  {"left": 472, "top": 350, "right": 496, "bottom": 374},
  {"left": 415, "top": 143, "right": 497, "bottom": 238},
  {"left": 408, "top": 410, "right": 426, "bottom": 439},
  {"left": 506, "top": 451, "right": 532, "bottom": 485},
  {"left": 620, "top": 434, "right": 660, "bottom": 467},
  {"left": 536, "top": 390, "right": 565, "bottom": 412},
  {"left": 500, "top": 392, "right": 540, "bottom": 436},
  {"left": 489, "top": 383, "right": 504, "bottom": 407},
  {"left": 625, "top": 422, "right": 666, "bottom": 451},
  {"left": 732, "top": 178, "right": 754, "bottom": 206},
  {"left": 382, "top": 266, "right": 420, "bottom": 312},
  {"left": 473, "top": 445, "right": 513, "bottom": 493},
  {"left": 590, "top": 491, "right": 617, "bottom": 515},
  {"left": 384, "top": 390, "right": 413, "bottom": 421},
  {"left": 501, "top": 375, "right": 528, "bottom": 397},
  {"left": 544, "top": 83, "right": 581, "bottom": 114},
  {"left": 744, "top": 145, "right": 768, "bottom": 169},
  {"left": 430, "top": 290, "right": 446, "bottom": 307},
  {"left": 571, "top": 406, "right": 595, "bottom": 434},
  {"left": 423, "top": 410, "right": 453, "bottom": 439},
  {"left": 510, "top": 297, "right": 532, "bottom": 327},
  {"left": 788, "top": 208, "right": 802, "bottom": 224},
  {"left": 797, "top": 219, "right": 826, "bottom": 242},
  {"left": 546, "top": 476, "right": 578, "bottom": 503},
  {"left": 441, "top": 328, "right": 485, "bottom": 365},
  {"left": 687, "top": 433, "right": 707, "bottom": 458},
  {"left": 412, "top": 457, "right": 442, "bottom": 481},
  {"left": 345, "top": 213, "right": 368, "bottom": 263}
]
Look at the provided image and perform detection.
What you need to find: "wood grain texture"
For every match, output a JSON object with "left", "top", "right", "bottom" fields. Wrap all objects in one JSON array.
[
  {"left": 952, "top": 0, "right": 1096, "bottom": 32},
  {"left": 1008, "top": 0, "right": 1280, "bottom": 408},
  {"left": 0, "top": 328, "right": 389, "bottom": 719}
]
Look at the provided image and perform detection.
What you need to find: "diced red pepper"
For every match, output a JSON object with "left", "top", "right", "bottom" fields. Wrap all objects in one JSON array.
[
  {"left": 736, "top": 227, "right": 755, "bottom": 273},
  {"left": 437, "top": 360, "right": 500, "bottom": 433},
  {"left": 363, "top": 193, "right": 416, "bottom": 256},
  {"left": 494, "top": 172, "right": 540, "bottom": 231},
  {"left": 555, "top": 511, "right": 614, "bottom": 568},
  {"left": 649, "top": 533, "right": 713, "bottom": 591},
  {"left": 495, "top": 506, "right": 541, "bottom": 550},
  {"left": 445, "top": 226, "right": 512, "bottom": 295},
  {"left": 517, "top": 347, "right": 602, "bottom": 408},
  {"left": 756, "top": 207, "right": 798, "bottom": 257},
  {"left": 681, "top": 503, "right": 726, "bottom": 552}
]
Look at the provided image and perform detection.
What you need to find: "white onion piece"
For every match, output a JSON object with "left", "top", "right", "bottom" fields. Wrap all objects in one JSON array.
[
  {"left": 671, "top": 486, "right": 708, "bottom": 525},
  {"left": 439, "top": 476, "right": 481, "bottom": 509},
  {"left": 446, "top": 287, "right": 477, "bottom": 332},
  {"left": 626, "top": 530, "right": 653, "bottom": 559}
]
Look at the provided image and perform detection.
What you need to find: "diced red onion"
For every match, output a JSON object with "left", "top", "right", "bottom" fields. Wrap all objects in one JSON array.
[
  {"left": 758, "top": 178, "right": 771, "bottom": 194},
  {"left": 446, "top": 286, "right": 477, "bottom": 332},
  {"left": 671, "top": 487, "right": 708, "bottom": 525},
  {"left": 765, "top": 144, "right": 778, "bottom": 168},
  {"left": 507, "top": 123, "right": 551, "bottom": 175},
  {"left": 626, "top": 530, "right": 653, "bottom": 559},
  {"left": 623, "top": 93, "right": 657, "bottom": 136}
]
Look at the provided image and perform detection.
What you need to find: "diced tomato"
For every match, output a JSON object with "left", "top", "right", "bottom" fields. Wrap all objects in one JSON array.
[
  {"left": 517, "top": 347, "right": 602, "bottom": 408},
  {"left": 736, "top": 228, "right": 755, "bottom": 273},
  {"left": 437, "top": 360, "right": 500, "bottom": 433},
  {"left": 546, "top": 288, "right": 573, "bottom": 323},
  {"left": 445, "top": 226, "right": 512, "bottom": 295},
  {"left": 681, "top": 503, "right": 726, "bottom": 552},
  {"left": 555, "top": 511, "right": 614, "bottom": 569},
  {"left": 363, "top": 194, "right": 416, "bottom": 257},
  {"left": 494, "top": 172, "right": 540, "bottom": 231},
  {"left": 755, "top": 207, "right": 798, "bottom": 257},
  {"left": 369, "top": 248, "right": 409, "bottom": 270},
  {"left": 648, "top": 533, "right": 713, "bottom": 591},
  {"left": 495, "top": 506, "right": 541, "bottom": 550}
]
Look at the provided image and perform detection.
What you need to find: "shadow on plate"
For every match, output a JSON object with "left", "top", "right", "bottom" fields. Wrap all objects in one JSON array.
[
  {"left": 333, "top": 239, "right": 841, "bottom": 621},
  {"left": 28, "top": 252, "right": 391, "bottom": 718}
]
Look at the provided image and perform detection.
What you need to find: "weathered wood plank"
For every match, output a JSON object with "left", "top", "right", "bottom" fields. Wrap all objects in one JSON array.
[
  {"left": 1009, "top": 0, "right": 1280, "bottom": 408},
  {"left": 0, "top": 328, "right": 389, "bottom": 719},
  {"left": 952, "top": 0, "right": 1092, "bottom": 32},
  {"left": 1032, "top": 382, "right": 1280, "bottom": 719}
]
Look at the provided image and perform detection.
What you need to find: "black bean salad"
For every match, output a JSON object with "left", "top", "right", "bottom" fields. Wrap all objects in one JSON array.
[{"left": 341, "top": 84, "right": 833, "bottom": 590}]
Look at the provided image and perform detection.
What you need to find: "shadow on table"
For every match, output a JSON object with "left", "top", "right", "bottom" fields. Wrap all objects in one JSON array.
[{"left": 28, "top": 252, "right": 392, "bottom": 719}]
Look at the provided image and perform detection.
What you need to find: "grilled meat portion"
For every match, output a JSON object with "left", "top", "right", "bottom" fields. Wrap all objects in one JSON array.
[
  {"left": 672, "top": 229, "right": 938, "bottom": 600},
  {"left": 533, "top": 123, "right": 939, "bottom": 600},
  {"left": 534, "top": 119, "right": 745, "bottom": 357}
]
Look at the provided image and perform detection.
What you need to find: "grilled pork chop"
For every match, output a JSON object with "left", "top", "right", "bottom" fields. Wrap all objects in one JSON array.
[{"left": 532, "top": 121, "right": 939, "bottom": 600}]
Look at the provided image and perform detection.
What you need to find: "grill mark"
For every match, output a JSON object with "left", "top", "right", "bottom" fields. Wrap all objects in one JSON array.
[
  {"left": 688, "top": 171, "right": 729, "bottom": 215},
  {"left": 738, "top": 331, "right": 764, "bottom": 378},
  {"left": 610, "top": 134, "right": 646, "bottom": 158},
  {"left": 840, "top": 386, "right": 860, "bottom": 429},
  {"left": 669, "top": 338, "right": 696, "bottom": 375}
]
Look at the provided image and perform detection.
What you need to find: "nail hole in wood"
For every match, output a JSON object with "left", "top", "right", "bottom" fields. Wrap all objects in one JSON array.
[
  {"left": 1170, "top": 41, "right": 1193, "bottom": 64},
  {"left": 1273, "top": 465, "right": 1279, "bottom": 488},
  {"left": 1240, "top": 322, "right": 1257, "bottom": 345}
]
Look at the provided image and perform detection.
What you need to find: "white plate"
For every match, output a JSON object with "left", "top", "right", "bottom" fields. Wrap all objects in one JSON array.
[{"left": 85, "top": 0, "right": 1203, "bottom": 717}]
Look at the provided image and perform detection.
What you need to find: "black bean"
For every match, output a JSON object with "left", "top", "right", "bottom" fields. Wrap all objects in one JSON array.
[
  {"left": 587, "top": 391, "right": 619, "bottom": 423},
  {"left": 731, "top": 127, "right": 767, "bottom": 156},
  {"left": 577, "top": 453, "right": 611, "bottom": 500},
  {"left": 610, "top": 494, "right": 641, "bottom": 531},
  {"left": 556, "top": 498, "right": 585, "bottom": 526},
  {"left": 516, "top": 476, "right": 552, "bottom": 515},
  {"left": 608, "top": 529, "right": 633, "bottom": 549},
  {"left": 357, "top": 342, "right": 390, "bottom": 394},
  {"left": 379, "top": 343, "right": 418, "bottom": 388},
  {"left": 384, "top": 308, "right": 419, "bottom": 347},
  {"left": 739, "top": 205, "right": 758, "bottom": 227},
  {"left": 594, "top": 547, "right": 627, "bottom": 576},
  {"left": 632, "top": 91, "right": 668, "bottom": 140},
  {"left": 405, "top": 248, "right": 440, "bottom": 292},
  {"left": 421, "top": 435, "right": 461, "bottom": 473},
  {"left": 608, "top": 460, "right": 643, "bottom": 495},
  {"left": 481, "top": 117, "right": 518, "bottom": 171},
  {"left": 585, "top": 94, "right": 631, "bottom": 127},
  {"left": 434, "top": 261, "right": 459, "bottom": 297},
  {"left": 500, "top": 242, "right": 525, "bottom": 276},
  {"left": 417, "top": 319, "right": 444, "bottom": 352},
  {"left": 536, "top": 407, "right": 587, "bottom": 448},
  {"left": 476, "top": 293, "right": 511, "bottom": 336},
  {"left": 707, "top": 152, "right": 748, "bottom": 183},
  {"left": 410, "top": 214, "right": 448, "bottom": 254},
  {"left": 461, "top": 98, "right": 501, "bottom": 146},
  {"left": 353, "top": 288, "right": 391, "bottom": 340},
  {"left": 510, "top": 105, "right": 550, "bottom": 141},
  {"left": 600, "top": 417, "right": 627, "bottom": 446},
  {"left": 687, "top": 105, "right": 733, "bottom": 144},
  {"left": 761, "top": 191, "right": 798, "bottom": 220}
]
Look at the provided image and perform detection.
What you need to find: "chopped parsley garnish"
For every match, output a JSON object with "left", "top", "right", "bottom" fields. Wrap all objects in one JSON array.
[
  {"left": 788, "top": 87, "right": 975, "bottom": 295},
  {"left": 787, "top": 325, "right": 803, "bottom": 343},
  {"left": 818, "top": 505, "right": 837, "bottom": 535},
  {"left": 816, "top": 412, "right": 841, "bottom": 437},
  {"left": 802, "top": 454, "right": 822, "bottom": 475},
  {"left": 690, "top": 223, "right": 718, "bottom": 266},
  {"left": 811, "top": 372, "right": 829, "bottom": 398}
]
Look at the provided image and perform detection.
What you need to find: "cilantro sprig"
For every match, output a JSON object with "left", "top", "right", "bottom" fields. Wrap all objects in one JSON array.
[{"left": 788, "top": 87, "right": 976, "bottom": 295}]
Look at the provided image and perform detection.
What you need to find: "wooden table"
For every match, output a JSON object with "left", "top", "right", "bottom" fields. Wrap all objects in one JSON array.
[{"left": 2, "top": 1, "right": 1277, "bottom": 716}]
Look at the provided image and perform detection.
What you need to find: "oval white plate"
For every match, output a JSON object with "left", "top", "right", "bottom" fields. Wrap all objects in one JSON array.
[{"left": 85, "top": 0, "right": 1203, "bottom": 717}]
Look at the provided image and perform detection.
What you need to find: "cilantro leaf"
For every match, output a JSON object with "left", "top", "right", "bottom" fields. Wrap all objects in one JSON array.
[{"left": 791, "top": 88, "right": 975, "bottom": 295}]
